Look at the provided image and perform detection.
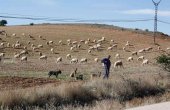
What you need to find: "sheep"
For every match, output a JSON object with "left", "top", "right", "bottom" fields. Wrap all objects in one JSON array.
[
  {"left": 145, "top": 47, "right": 153, "bottom": 51},
  {"left": 0, "top": 53, "right": 5, "bottom": 57},
  {"left": 93, "top": 39, "right": 97, "bottom": 43},
  {"left": 107, "top": 46, "right": 113, "bottom": 50},
  {"left": 21, "top": 56, "right": 27, "bottom": 62},
  {"left": 70, "top": 46, "right": 75, "bottom": 51},
  {"left": 87, "top": 38, "right": 90, "bottom": 42},
  {"left": 85, "top": 41, "right": 89, "bottom": 44},
  {"left": 137, "top": 56, "right": 145, "bottom": 61},
  {"left": 39, "top": 35, "right": 42, "bottom": 39},
  {"left": 77, "top": 44, "right": 81, "bottom": 48},
  {"left": 56, "top": 57, "right": 62, "bottom": 63},
  {"left": 23, "top": 46, "right": 27, "bottom": 50},
  {"left": 80, "top": 40, "right": 85, "bottom": 43},
  {"left": 110, "top": 39, "right": 114, "bottom": 43},
  {"left": 138, "top": 49, "right": 145, "bottom": 53},
  {"left": 12, "top": 33, "right": 16, "bottom": 36},
  {"left": 70, "top": 58, "right": 78, "bottom": 63},
  {"left": 48, "top": 70, "right": 62, "bottom": 78},
  {"left": 72, "top": 41, "right": 78, "bottom": 45},
  {"left": 94, "top": 58, "right": 99, "bottom": 62},
  {"left": 14, "top": 53, "right": 21, "bottom": 58},
  {"left": 115, "top": 53, "right": 120, "bottom": 59},
  {"left": 127, "top": 56, "right": 133, "bottom": 62},
  {"left": 91, "top": 72, "right": 102, "bottom": 80},
  {"left": 48, "top": 41, "right": 54, "bottom": 45},
  {"left": 142, "top": 59, "right": 149, "bottom": 65},
  {"left": 88, "top": 50, "right": 91, "bottom": 54},
  {"left": 7, "top": 43, "right": 10, "bottom": 47},
  {"left": 20, "top": 50, "right": 28, "bottom": 55},
  {"left": 22, "top": 33, "right": 25, "bottom": 36},
  {"left": 37, "top": 44, "right": 43, "bottom": 48},
  {"left": 14, "top": 43, "right": 21, "bottom": 48},
  {"left": 66, "top": 54, "right": 71, "bottom": 59},
  {"left": 27, "top": 41, "right": 31, "bottom": 45},
  {"left": 114, "top": 60, "right": 123, "bottom": 68},
  {"left": 67, "top": 39, "right": 71, "bottom": 43},
  {"left": 59, "top": 40, "right": 63, "bottom": 45},
  {"left": 51, "top": 48, "right": 54, "bottom": 54},
  {"left": 39, "top": 52, "right": 42, "bottom": 56},
  {"left": 112, "top": 44, "right": 118, "bottom": 48},
  {"left": 39, "top": 55, "right": 47, "bottom": 60},
  {"left": 122, "top": 47, "right": 126, "bottom": 51},
  {"left": 0, "top": 43, "right": 4, "bottom": 47},
  {"left": 132, "top": 51, "right": 138, "bottom": 56},
  {"left": 166, "top": 47, "right": 170, "bottom": 50},
  {"left": 80, "top": 58, "right": 87, "bottom": 63},
  {"left": 70, "top": 68, "right": 78, "bottom": 77}
]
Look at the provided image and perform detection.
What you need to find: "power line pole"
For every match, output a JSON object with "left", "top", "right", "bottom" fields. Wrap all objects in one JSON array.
[{"left": 152, "top": 0, "right": 162, "bottom": 44}]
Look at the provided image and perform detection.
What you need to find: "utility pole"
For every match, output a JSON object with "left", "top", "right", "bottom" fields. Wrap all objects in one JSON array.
[{"left": 152, "top": 0, "right": 162, "bottom": 44}]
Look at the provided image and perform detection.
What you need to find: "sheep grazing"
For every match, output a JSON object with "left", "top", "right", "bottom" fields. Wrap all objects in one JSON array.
[
  {"left": 87, "top": 38, "right": 90, "bottom": 42},
  {"left": 114, "top": 60, "right": 123, "bottom": 68},
  {"left": 51, "top": 48, "right": 54, "bottom": 54},
  {"left": 39, "top": 55, "right": 47, "bottom": 60},
  {"left": 7, "top": 43, "right": 10, "bottom": 47},
  {"left": 70, "top": 46, "right": 75, "bottom": 51},
  {"left": 48, "top": 70, "right": 62, "bottom": 78},
  {"left": 59, "top": 40, "right": 63, "bottom": 45},
  {"left": 39, "top": 35, "right": 42, "bottom": 39},
  {"left": 20, "top": 50, "right": 28, "bottom": 55},
  {"left": 70, "top": 58, "right": 78, "bottom": 63},
  {"left": 138, "top": 49, "right": 145, "bottom": 53},
  {"left": 115, "top": 53, "right": 120, "bottom": 59},
  {"left": 91, "top": 72, "right": 102, "bottom": 80},
  {"left": 80, "top": 40, "right": 85, "bottom": 43},
  {"left": 80, "top": 58, "right": 87, "bottom": 63},
  {"left": 66, "top": 54, "right": 71, "bottom": 59},
  {"left": 145, "top": 47, "right": 153, "bottom": 51},
  {"left": 21, "top": 56, "right": 27, "bottom": 62},
  {"left": 77, "top": 44, "right": 81, "bottom": 48},
  {"left": 39, "top": 52, "right": 42, "bottom": 56},
  {"left": 112, "top": 44, "right": 118, "bottom": 48},
  {"left": 88, "top": 50, "right": 92, "bottom": 54},
  {"left": 142, "top": 59, "right": 149, "bottom": 65},
  {"left": 93, "top": 39, "right": 97, "bottom": 43},
  {"left": 70, "top": 68, "right": 78, "bottom": 77},
  {"left": 37, "top": 44, "right": 43, "bottom": 48},
  {"left": 132, "top": 51, "right": 138, "bottom": 56},
  {"left": 72, "top": 41, "right": 78, "bottom": 45},
  {"left": 110, "top": 39, "right": 114, "bottom": 43},
  {"left": 94, "top": 58, "right": 99, "bottom": 62},
  {"left": 27, "top": 41, "right": 31, "bottom": 45},
  {"left": 107, "top": 46, "right": 113, "bottom": 50},
  {"left": 0, "top": 53, "right": 5, "bottom": 57},
  {"left": 14, "top": 53, "right": 21, "bottom": 58},
  {"left": 56, "top": 57, "right": 62, "bottom": 63},
  {"left": 127, "top": 56, "right": 133, "bottom": 62},
  {"left": 48, "top": 41, "right": 54, "bottom": 45},
  {"left": 137, "top": 56, "right": 145, "bottom": 61},
  {"left": 166, "top": 47, "right": 170, "bottom": 50},
  {"left": 12, "top": 33, "right": 16, "bottom": 36},
  {"left": 0, "top": 43, "right": 4, "bottom": 48},
  {"left": 85, "top": 41, "right": 89, "bottom": 44}
]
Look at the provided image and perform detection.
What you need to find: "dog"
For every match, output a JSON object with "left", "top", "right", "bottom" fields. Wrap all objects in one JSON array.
[{"left": 48, "top": 70, "right": 62, "bottom": 78}]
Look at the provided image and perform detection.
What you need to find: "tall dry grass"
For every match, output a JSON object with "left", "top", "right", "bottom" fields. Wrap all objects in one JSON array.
[{"left": 0, "top": 74, "right": 169, "bottom": 110}]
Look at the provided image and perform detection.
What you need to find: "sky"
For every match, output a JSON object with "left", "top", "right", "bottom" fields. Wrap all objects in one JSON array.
[{"left": 1, "top": 0, "right": 170, "bottom": 35}]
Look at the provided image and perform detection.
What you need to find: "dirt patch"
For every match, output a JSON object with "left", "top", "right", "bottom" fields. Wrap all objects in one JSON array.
[{"left": 0, "top": 76, "right": 60, "bottom": 91}]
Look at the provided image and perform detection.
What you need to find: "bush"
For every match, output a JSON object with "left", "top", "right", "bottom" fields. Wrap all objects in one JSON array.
[
  {"left": 30, "top": 23, "right": 34, "bottom": 26},
  {"left": 156, "top": 54, "right": 170, "bottom": 72},
  {"left": 0, "top": 20, "right": 7, "bottom": 26}
]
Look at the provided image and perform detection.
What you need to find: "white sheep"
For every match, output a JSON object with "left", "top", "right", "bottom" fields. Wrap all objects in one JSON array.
[
  {"left": 138, "top": 49, "right": 145, "bottom": 53},
  {"left": 39, "top": 55, "right": 47, "bottom": 60},
  {"left": 56, "top": 57, "right": 62, "bottom": 63},
  {"left": 20, "top": 50, "right": 28, "bottom": 55},
  {"left": 142, "top": 59, "right": 149, "bottom": 65},
  {"left": 12, "top": 33, "right": 16, "bottom": 36},
  {"left": 70, "top": 58, "right": 78, "bottom": 63},
  {"left": 88, "top": 50, "right": 92, "bottom": 54},
  {"left": 145, "top": 47, "right": 153, "bottom": 51},
  {"left": 59, "top": 40, "right": 63, "bottom": 45},
  {"left": 51, "top": 48, "right": 54, "bottom": 54},
  {"left": 66, "top": 54, "right": 71, "bottom": 59},
  {"left": 0, "top": 53, "right": 5, "bottom": 57},
  {"left": 14, "top": 53, "right": 21, "bottom": 58},
  {"left": 114, "top": 60, "right": 123, "bottom": 68},
  {"left": 72, "top": 41, "right": 78, "bottom": 45},
  {"left": 37, "top": 44, "right": 43, "bottom": 48},
  {"left": 127, "top": 56, "right": 133, "bottom": 62},
  {"left": 80, "top": 58, "right": 87, "bottom": 63},
  {"left": 94, "top": 58, "right": 99, "bottom": 62},
  {"left": 132, "top": 51, "right": 138, "bottom": 56},
  {"left": 166, "top": 47, "right": 170, "bottom": 50},
  {"left": 107, "top": 46, "right": 113, "bottom": 50},
  {"left": 85, "top": 41, "right": 89, "bottom": 44},
  {"left": 67, "top": 39, "right": 71, "bottom": 43},
  {"left": 115, "top": 53, "right": 120, "bottom": 59},
  {"left": 21, "top": 56, "right": 27, "bottom": 62},
  {"left": 0, "top": 43, "right": 4, "bottom": 47},
  {"left": 137, "top": 56, "right": 145, "bottom": 61},
  {"left": 7, "top": 43, "right": 10, "bottom": 47}
]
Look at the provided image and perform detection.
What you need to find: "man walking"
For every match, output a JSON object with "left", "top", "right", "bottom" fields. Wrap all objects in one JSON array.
[{"left": 101, "top": 55, "right": 111, "bottom": 79}]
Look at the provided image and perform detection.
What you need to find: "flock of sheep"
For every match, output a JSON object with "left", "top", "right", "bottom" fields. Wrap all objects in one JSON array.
[{"left": 0, "top": 31, "right": 170, "bottom": 70}]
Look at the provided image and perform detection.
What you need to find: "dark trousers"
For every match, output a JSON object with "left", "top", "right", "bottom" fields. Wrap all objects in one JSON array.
[{"left": 103, "top": 66, "right": 110, "bottom": 79}]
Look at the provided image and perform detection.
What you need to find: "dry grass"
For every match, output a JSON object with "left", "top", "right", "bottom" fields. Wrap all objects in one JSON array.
[{"left": 0, "top": 73, "right": 169, "bottom": 110}]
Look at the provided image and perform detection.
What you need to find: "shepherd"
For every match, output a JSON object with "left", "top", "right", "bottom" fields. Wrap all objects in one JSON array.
[{"left": 101, "top": 55, "right": 111, "bottom": 79}]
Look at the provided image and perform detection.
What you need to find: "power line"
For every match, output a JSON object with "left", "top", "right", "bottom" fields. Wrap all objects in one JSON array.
[{"left": 158, "top": 20, "right": 170, "bottom": 25}]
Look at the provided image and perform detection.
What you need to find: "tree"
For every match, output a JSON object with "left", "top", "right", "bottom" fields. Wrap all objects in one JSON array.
[{"left": 0, "top": 20, "right": 7, "bottom": 26}]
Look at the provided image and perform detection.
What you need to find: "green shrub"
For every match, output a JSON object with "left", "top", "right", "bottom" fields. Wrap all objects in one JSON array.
[{"left": 156, "top": 54, "right": 170, "bottom": 72}]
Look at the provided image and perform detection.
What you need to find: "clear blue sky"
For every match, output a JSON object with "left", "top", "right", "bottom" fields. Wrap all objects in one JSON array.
[{"left": 1, "top": 0, "right": 170, "bottom": 35}]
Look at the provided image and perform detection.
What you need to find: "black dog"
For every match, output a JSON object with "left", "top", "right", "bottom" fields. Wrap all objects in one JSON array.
[{"left": 48, "top": 70, "right": 62, "bottom": 78}]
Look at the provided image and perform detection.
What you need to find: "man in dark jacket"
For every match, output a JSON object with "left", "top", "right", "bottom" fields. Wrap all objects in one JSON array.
[{"left": 101, "top": 55, "right": 111, "bottom": 79}]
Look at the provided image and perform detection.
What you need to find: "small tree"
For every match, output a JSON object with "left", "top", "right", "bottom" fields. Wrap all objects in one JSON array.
[
  {"left": 30, "top": 23, "right": 34, "bottom": 26},
  {"left": 156, "top": 54, "right": 170, "bottom": 72},
  {"left": 0, "top": 20, "right": 7, "bottom": 26}
]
